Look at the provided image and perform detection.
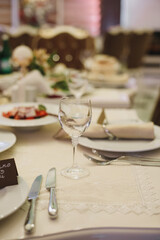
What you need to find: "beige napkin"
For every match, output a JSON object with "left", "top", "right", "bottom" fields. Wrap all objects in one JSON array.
[
  {"left": 83, "top": 122, "right": 155, "bottom": 139},
  {"left": 83, "top": 88, "right": 131, "bottom": 108},
  {"left": 54, "top": 121, "right": 155, "bottom": 140}
]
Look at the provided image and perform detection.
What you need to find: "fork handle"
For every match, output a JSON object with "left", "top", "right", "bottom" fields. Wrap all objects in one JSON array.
[
  {"left": 114, "top": 158, "right": 160, "bottom": 167},
  {"left": 121, "top": 155, "right": 160, "bottom": 163},
  {"left": 97, "top": 150, "right": 160, "bottom": 163}
]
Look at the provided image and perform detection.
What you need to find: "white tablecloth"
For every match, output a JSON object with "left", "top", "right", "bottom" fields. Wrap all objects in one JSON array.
[{"left": 0, "top": 109, "right": 160, "bottom": 240}]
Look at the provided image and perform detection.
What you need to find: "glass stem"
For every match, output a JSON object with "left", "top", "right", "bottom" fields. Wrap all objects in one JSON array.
[{"left": 71, "top": 136, "right": 79, "bottom": 169}]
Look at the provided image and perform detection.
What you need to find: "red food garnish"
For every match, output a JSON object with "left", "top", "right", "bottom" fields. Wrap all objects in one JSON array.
[
  {"left": 46, "top": 94, "right": 62, "bottom": 99},
  {"left": 2, "top": 106, "right": 48, "bottom": 120}
]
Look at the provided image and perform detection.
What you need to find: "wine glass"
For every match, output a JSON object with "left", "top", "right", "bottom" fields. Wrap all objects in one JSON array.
[
  {"left": 58, "top": 97, "right": 92, "bottom": 179},
  {"left": 66, "top": 70, "right": 88, "bottom": 99},
  {"left": 68, "top": 77, "right": 88, "bottom": 99}
]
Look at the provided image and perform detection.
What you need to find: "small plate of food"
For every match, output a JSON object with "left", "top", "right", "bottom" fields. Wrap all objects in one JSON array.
[{"left": 0, "top": 102, "right": 59, "bottom": 130}]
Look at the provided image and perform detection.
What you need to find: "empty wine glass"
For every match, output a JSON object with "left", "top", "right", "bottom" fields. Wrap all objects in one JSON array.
[
  {"left": 66, "top": 70, "right": 88, "bottom": 99},
  {"left": 68, "top": 77, "right": 88, "bottom": 99},
  {"left": 58, "top": 97, "right": 92, "bottom": 179}
]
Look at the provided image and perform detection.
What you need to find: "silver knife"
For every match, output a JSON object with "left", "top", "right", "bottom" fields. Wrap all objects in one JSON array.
[
  {"left": 45, "top": 168, "right": 58, "bottom": 218},
  {"left": 24, "top": 175, "right": 42, "bottom": 233}
]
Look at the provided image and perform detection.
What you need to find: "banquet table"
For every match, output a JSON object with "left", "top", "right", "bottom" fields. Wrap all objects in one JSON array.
[
  {"left": 1, "top": 107, "right": 160, "bottom": 240},
  {"left": 0, "top": 71, "right": 135, "bottom": 109}
]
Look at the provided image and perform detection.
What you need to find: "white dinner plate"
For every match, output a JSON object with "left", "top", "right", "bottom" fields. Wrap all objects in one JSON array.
[
  {"left": 0, "top": 102, "right": 59, "bottom": 130},
  {"left": 79, "top": 125, "right": 160, "bottom": 153},
  {"left": 0, "top": 176, "right": 28, "bottom": 220},
  {"left": 0, "top": 129, "right": 16, "bottom": 152}
]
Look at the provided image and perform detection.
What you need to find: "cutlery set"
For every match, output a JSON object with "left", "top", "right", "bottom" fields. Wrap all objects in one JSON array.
[
  {"left": 24, "top": 150, "right": 160, "bottom": 234},
  {"left": 24, "top": 168, "right": 58, "bottom": 234}
]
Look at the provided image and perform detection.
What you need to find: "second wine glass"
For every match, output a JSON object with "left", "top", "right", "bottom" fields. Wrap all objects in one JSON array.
[
  {"left": 66, "top": 70, "right": 88, "bottom": 99},
  {"left": 58, "top": 97, "right": 92, "bottom": 179}
]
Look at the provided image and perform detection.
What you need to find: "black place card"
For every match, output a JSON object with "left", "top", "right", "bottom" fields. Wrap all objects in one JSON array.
[{"left": 0, "top": 158, "right": 18, "bottom": 189}]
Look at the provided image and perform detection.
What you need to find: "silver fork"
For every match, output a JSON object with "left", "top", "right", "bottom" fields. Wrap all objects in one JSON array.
[
  {"left": 92, "top": 149, "right": 160, "bottom": 162},
  {"left": 84, "top": 153, "right": 160, "bottom": 167}
]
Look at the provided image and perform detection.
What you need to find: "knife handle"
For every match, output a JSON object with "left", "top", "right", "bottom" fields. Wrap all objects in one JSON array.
[
  {"left": 24, "top": 198, "right": 36, "bottom": 233},
  {"left": 48, "top": 188, "right": 58, "bottom": 218}
]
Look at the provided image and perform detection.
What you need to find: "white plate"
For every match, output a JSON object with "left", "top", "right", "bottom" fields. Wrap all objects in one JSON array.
[
  {"left": 0, "top": 102, "right": 59, "bottom": 130},
  {"left": 0, "top": 129, "right": 16, "bottom": 152},
  {"left": 79, "top": 125, "right": 160, "bottom": 153},
  {"left": 0, "top": 176, "right": 28, "bottom": 220}
]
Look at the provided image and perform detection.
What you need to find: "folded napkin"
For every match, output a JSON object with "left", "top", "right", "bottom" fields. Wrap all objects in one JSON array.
[
  {"left": 54, "top": 107, "right": 155, "bottom": 140},
  {"left": 55, "top": 122, "right": 155, "bottom": 140},
  {"left": 0, "top": 72, "right": 21, "bottom": 91},
  {"left": 83, "top": 122, "right": 155, "bottom": 139},
  {"left": 83, "top": 88, "right": 131, "bottom": 108},
  {"left": 3, "top": 70, "right": 53, "bottom": 101}
]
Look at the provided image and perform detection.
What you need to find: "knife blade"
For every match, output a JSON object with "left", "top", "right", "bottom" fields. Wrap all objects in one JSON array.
[
  {"left": 45, "top": 168, "right": 58, "bottom": 218},
  {"left": 24, "top": 175, "right": 42, "bottom": 233}
]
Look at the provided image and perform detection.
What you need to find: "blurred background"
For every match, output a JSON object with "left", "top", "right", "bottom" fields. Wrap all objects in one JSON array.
[
  {"left": 0, "top": 0, "right": 160, "bottom": 34},
  {"left": 0, "top": 0, "right": 160, "bottom": 57},
  {"left": 0, "top": 0, "right": 160, "bottom": 125}
]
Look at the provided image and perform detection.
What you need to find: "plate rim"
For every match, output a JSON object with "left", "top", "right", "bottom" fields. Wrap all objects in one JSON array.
[
  {"left": 0, "top": 129, "right": 16, "bottom": 153},
  {"left": 79, "top": 125, "right": 160, "bottom": 153},
  {"left": 0, "top": 176, "right": 28, "bottom": 220}
]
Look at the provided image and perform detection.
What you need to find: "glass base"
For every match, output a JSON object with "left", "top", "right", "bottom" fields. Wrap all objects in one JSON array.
[{"left": 61, "top": 167, "right": 89, "bottom": 180}]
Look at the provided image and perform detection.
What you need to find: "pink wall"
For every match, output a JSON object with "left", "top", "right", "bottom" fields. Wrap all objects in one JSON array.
[
  {"left": 63, "top": 0, "right": 101, "bottom": 36},
  {"left": 121, "top": 0, "right": 160, "bottom": 30}
]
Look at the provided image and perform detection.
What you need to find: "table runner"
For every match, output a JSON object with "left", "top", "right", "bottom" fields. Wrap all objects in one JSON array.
[{"left": 36, "top": 165, "right": 160, "bottom": 215}]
